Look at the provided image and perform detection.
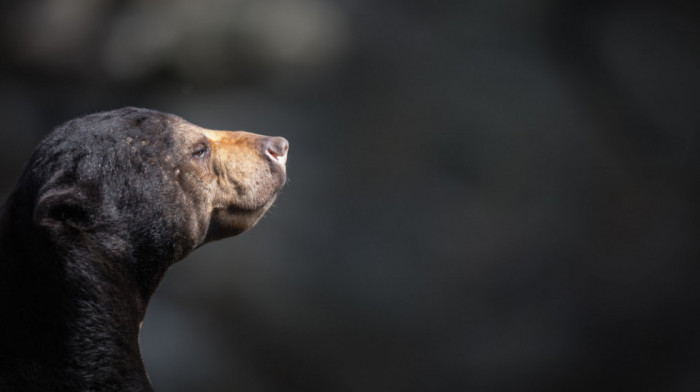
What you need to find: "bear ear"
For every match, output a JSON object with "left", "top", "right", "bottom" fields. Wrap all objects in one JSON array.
[{"left": 33, "top": 187, "right": 96, "bottom": 236}]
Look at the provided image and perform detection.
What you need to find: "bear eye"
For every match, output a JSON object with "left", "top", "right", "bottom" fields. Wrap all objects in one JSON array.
[{"left": 192, "top": 143, "right": 210, "bottom": 158}]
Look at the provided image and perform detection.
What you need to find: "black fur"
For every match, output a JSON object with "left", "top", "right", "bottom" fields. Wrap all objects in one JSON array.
[{"left": 0, "top": 108, "right": 286, "bottom": 391}]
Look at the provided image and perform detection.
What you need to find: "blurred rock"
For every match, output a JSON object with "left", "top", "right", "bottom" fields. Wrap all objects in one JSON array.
[{"left": 2, "top": 0, "right": 350, "bottom": 84}]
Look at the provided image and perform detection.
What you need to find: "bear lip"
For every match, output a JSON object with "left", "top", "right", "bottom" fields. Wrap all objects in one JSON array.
[{"left": 265, "top": 148, "right": 288, "bottom": 167}]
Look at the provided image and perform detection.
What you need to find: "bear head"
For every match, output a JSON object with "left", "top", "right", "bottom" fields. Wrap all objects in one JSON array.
[{"left": 17, "top": 107, "right": 288, "bottom": 297}]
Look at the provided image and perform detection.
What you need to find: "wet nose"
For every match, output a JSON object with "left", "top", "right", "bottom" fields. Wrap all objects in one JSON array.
[{"left": 263, "top": 137, "right": 289, "bottom": 164}]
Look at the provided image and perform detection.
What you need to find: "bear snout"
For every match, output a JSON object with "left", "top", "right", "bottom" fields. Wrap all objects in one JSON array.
[
  {"left": 262, "top": 136, "right": 289, "bottom": 166},
  {"left": 197, "top": 128, "right": 289, "bottom": 240}
]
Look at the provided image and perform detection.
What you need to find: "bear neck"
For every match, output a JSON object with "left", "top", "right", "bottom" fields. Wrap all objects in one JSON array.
[{"left": 0, "top": 194, "right": 155, "bottom": 392}]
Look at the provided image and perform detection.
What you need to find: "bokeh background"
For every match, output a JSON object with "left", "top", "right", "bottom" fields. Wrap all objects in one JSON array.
[{"left": 1, "top": 0, "right": 700, "bottom": 391}]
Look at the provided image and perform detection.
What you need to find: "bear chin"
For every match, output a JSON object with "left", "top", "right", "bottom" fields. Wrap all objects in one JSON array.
[{"left": 204, "top": 195, "right": 280, "bottom": 242}]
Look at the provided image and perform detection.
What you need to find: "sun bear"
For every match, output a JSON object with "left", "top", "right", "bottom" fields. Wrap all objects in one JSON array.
[{"left": 0, "top": 107, "right": 289, "bottom": 391}]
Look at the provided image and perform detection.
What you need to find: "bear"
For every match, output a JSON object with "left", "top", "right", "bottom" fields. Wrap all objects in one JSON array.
[{"left": 0, "top": 107, "right": 289, "bottom": 391}]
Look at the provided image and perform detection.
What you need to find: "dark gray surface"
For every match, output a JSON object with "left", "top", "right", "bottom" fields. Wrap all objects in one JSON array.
[{"left": 1, "top": 1, "right": 699, "bottom": 391}]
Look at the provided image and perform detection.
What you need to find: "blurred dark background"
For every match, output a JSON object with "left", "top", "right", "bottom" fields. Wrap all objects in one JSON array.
[{"left": 1, "top": 0, "right": 700, "bottom": 391}]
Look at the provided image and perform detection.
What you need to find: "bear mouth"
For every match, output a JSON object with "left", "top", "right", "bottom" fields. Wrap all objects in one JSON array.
[
  {"left": 263, "top": 136, "right": 289, "bottom": 167},
  {"left": 205, "top": 161, "right": 287, "bottom": 242},
  {"left": 265, "top": 149, "right": 288, "bottom": 166}
]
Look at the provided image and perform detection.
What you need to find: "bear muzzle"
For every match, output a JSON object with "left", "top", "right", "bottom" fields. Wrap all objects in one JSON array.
[{"left": 198, "top": 128, "right": 289, "bottom": 241}]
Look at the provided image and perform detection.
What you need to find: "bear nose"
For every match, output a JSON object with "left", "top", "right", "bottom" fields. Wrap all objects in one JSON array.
[{"left": 263, "top": 137, "right": 289, "bottom": 165}]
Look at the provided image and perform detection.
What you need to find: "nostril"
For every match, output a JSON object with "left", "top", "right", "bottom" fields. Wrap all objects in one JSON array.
[{"left": 266, "top": 137, "right": 289, "bottom": 158}]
